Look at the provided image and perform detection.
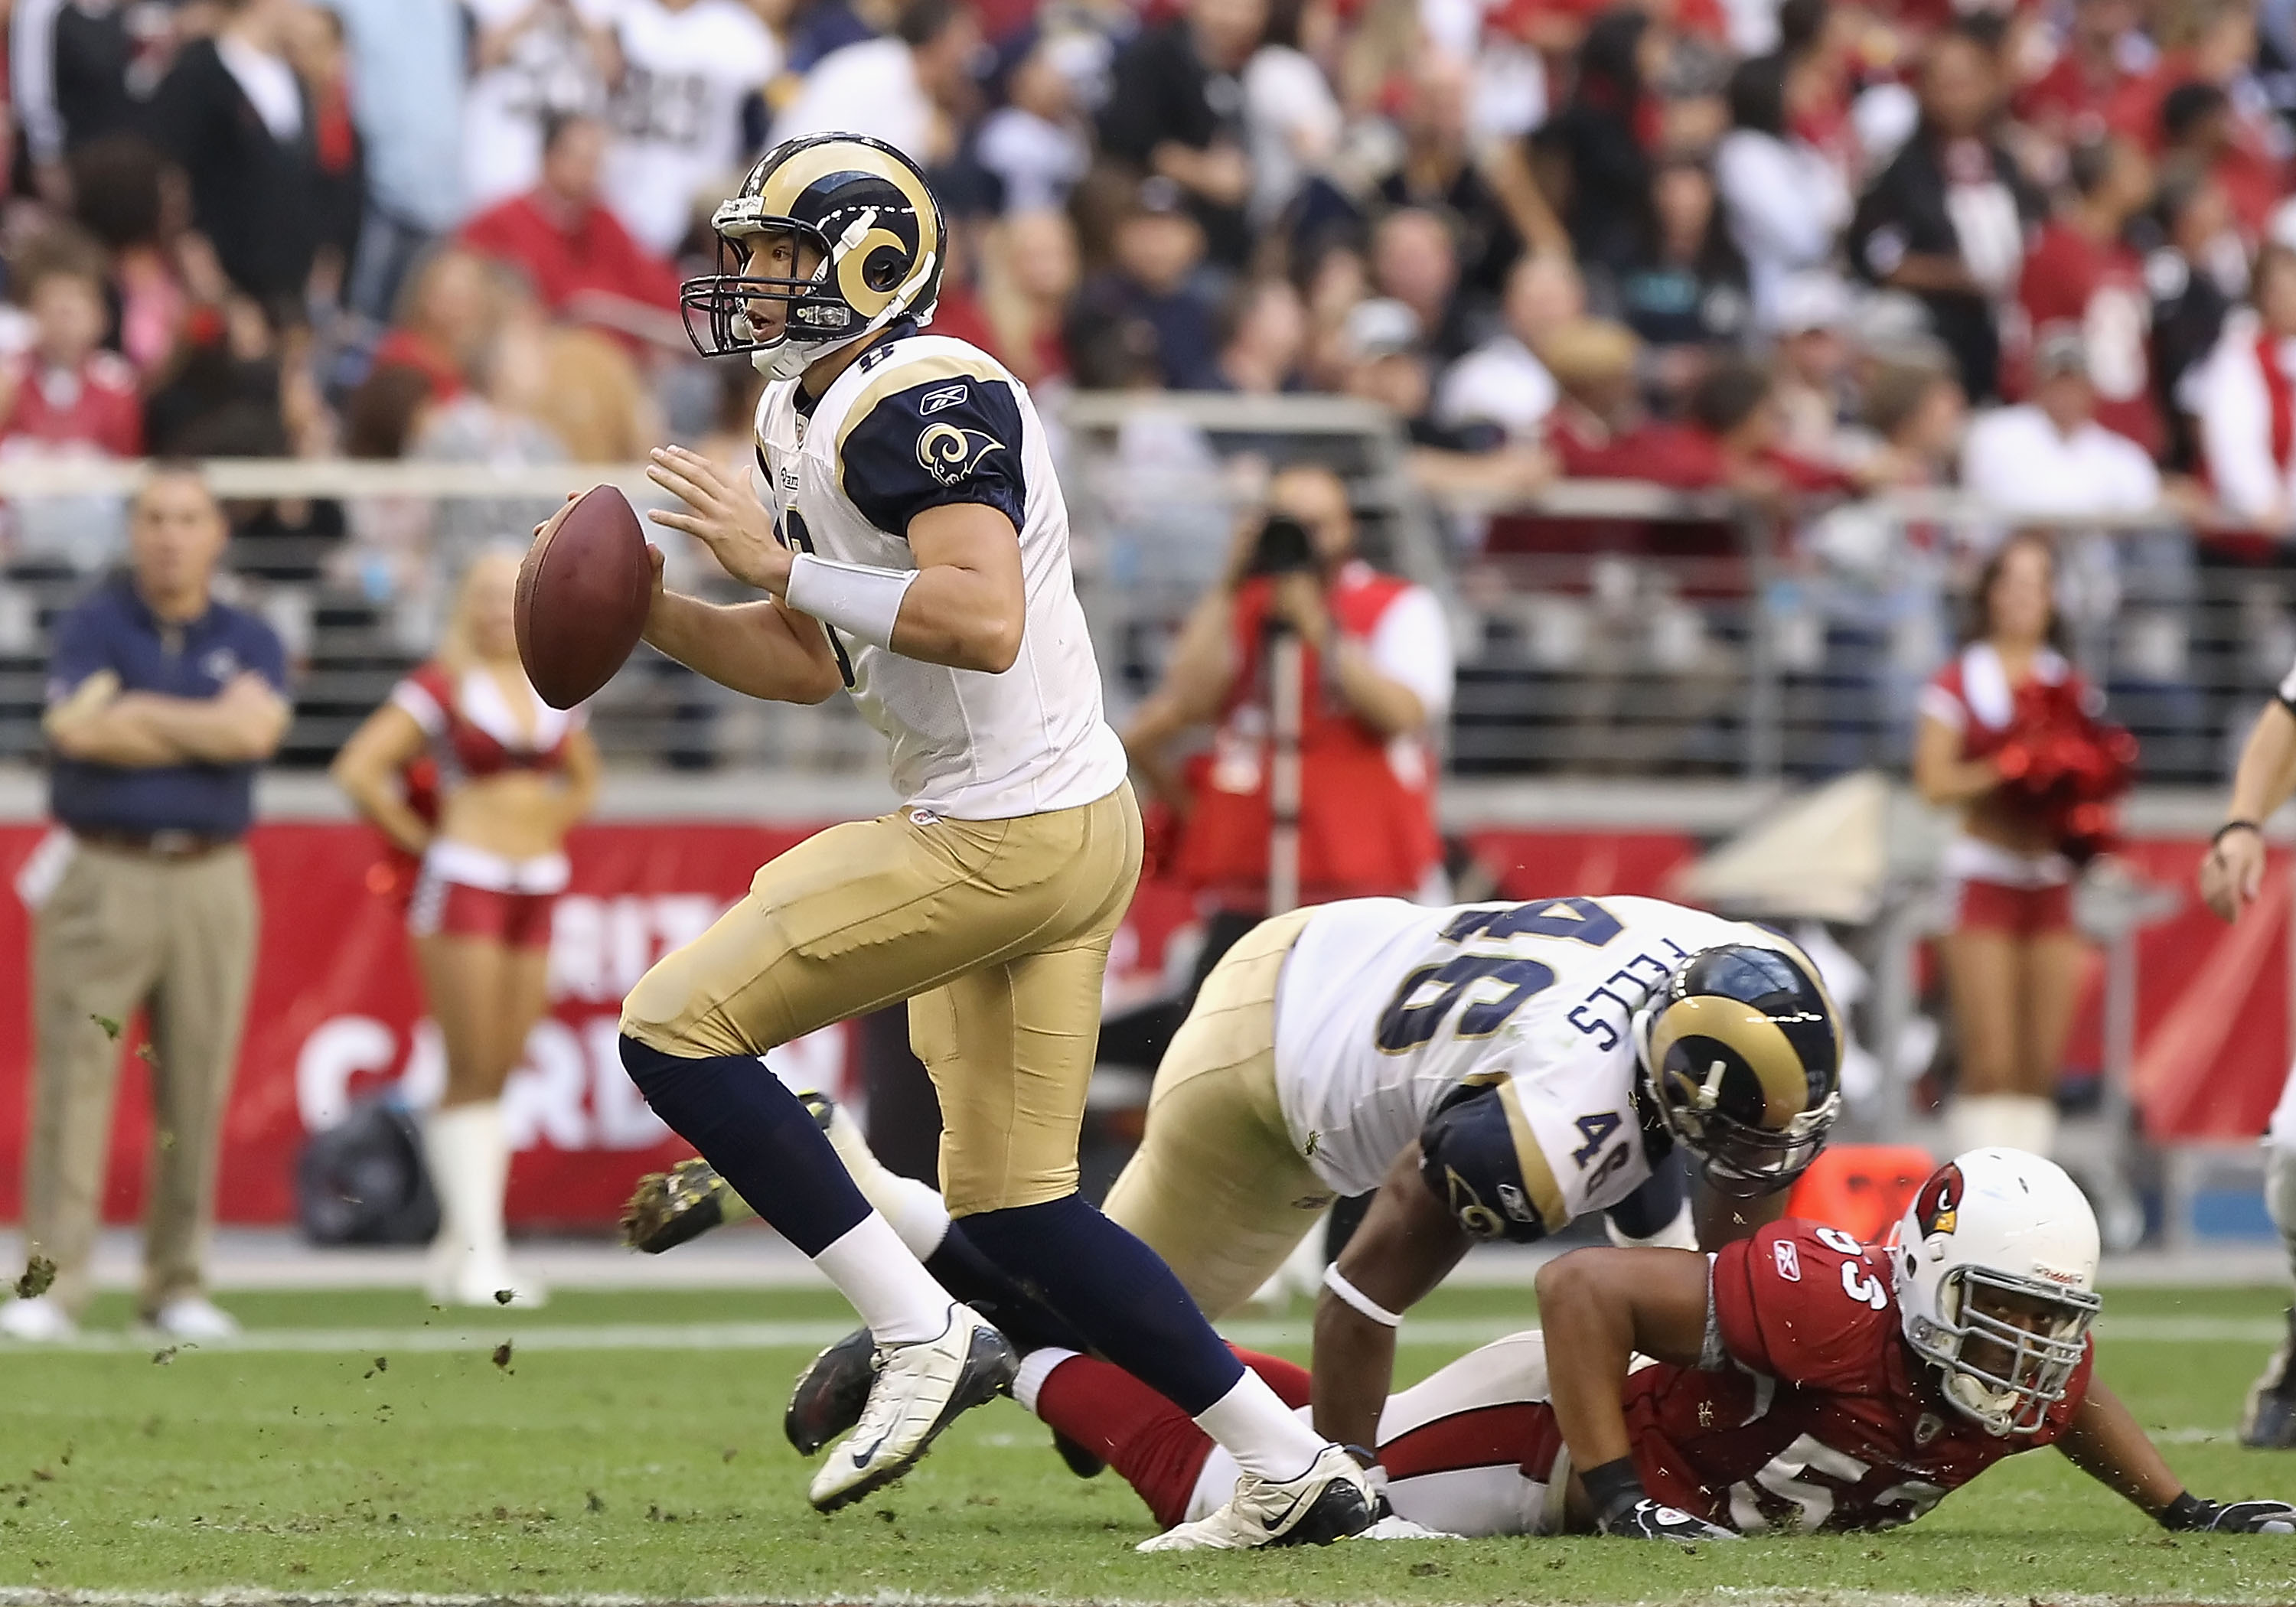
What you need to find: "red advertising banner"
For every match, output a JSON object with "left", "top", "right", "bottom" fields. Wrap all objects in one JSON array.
[{"left": 0, "top": 820, "right": 2274, "bottom": 1230}]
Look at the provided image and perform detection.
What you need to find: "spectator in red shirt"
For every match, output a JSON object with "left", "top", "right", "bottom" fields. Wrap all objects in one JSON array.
[
  {"left": 2014, "top": 0, "right": 2147, "bottom": 148},
  {"left": 458, "top": 112, "right": 683, "bottom": 349},
  {"left": 2013, "top": 134, "right": 2161, "bottom": 455},
  {"left": 0, "top": 237, "right": 142, "bottom": 461}
]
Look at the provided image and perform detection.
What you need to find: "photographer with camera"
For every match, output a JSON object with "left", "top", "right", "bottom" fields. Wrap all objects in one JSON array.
[{"left": 1124, "top": 463, "right": 1453, "bottom": 987}]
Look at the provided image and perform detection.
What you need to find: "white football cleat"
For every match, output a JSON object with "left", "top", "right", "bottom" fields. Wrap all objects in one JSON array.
[
  {"left": 1137, "top": 1443, "right": 1378, "bottom": 1551},
  {"left": 807, "top": 1303, "right": 1016, "bottom": 1513},
  {"left": 0, "top": 1295, "right": 77, "bottom": 1342},
  {"left": 142, "top": 1296, "right": 240, "bottom": 1341}
]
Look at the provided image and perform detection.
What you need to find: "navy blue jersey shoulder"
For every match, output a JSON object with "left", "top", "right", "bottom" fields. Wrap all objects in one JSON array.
[{"left": 839, "top": 367, "right": 1028, "bottom": 539}]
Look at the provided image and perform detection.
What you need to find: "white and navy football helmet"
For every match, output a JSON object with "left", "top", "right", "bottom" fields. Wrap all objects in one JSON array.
[
  {"left": 1888, "top": 1149, "right": 2102, "bottom": 1437},
  {"left": 1630, "top": 942, "right": 1843, "bottom": 1198},
  {"left": 680, "top": 132, "right": 944, "bottom": 380}
]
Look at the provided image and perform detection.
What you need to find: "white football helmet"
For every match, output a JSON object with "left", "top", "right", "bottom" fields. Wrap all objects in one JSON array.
[{"left": 1887, "top": 1149, "right": 2102, "bottom": 1437}]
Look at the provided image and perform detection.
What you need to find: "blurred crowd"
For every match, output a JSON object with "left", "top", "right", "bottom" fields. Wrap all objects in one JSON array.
[{"left": 0, "top": 0, "right": 2291, "bottom": 599}]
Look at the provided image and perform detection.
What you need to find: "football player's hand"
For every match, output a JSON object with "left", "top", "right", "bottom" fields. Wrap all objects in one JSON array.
[
  {"left": 1600, "top": 1499, "right": 1739, "bottom": 1543},
  {"left": 646, "top": 445, "right": 791, "bottom": 596},
  {"left": 2168, "top": 1498, "right": 2296, "bottom": 1534}
]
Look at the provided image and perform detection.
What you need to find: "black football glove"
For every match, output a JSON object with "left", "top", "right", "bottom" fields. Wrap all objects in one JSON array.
[
  {"left": 1581, "top": 1455, "right": 1738, "bottom": 1542},
  {"left": 1603, "top": 1497, "right": 1740, "bottom": 1543},
  {"left": 2163, "top": 1494, "right": 2296, "bottom": 1534}
]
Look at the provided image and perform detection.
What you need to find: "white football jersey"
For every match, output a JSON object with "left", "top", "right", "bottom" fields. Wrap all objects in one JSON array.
[
  {"left": 755, "top": 326, "right": 1127, "bottom": 820},
  {"left": 1272, "top": 895, "right": 1794, "bottom": 1217}
]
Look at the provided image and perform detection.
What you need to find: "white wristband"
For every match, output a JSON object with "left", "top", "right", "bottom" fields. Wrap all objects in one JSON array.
[
  {"left": 1322, "top": 1263, "right": 1403, "bottom": 1328},
  {"left": 785, "top": 551, "right": 918, "bottom": 651}
]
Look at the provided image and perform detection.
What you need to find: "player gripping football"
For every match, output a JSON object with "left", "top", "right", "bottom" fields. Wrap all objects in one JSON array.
[
  {"left": 1011, "top": 1150, "right": 2296, "bottom": 1543},
  {"left": 618, "top": 132, "right": 1375, "bottom": 1543}
]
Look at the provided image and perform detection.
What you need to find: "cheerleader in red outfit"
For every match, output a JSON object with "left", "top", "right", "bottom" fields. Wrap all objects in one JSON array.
[
  {"left": 1913, "top": 533, "right": 2090, "bottom": 1162},
  {"left": 332, "top": 553, "right": 600, "bottom": 1305}
]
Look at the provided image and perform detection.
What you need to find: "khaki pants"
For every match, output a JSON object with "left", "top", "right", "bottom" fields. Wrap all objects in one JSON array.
[
  {"left": 1101, "top": 906, "right": 1329, "bottom": 1319},
  {"left": 27, "top": 840, "right": 259, "bottom": 1318},
  {"left": 622, "top": 784, "right": 1142, "bottom": 1215}
]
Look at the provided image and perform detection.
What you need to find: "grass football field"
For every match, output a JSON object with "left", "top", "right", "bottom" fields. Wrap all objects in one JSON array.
[{"left": 3, "top": 1280, "right": 2296, "bottom": 1605}]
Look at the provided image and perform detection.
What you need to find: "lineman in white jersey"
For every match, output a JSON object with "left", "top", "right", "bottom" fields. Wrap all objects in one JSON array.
[
  {"left": 1094, "top": 893, "right": 1841, "bottom": 1454},
  {"left": 617, "top": 133, "right": 1375, "bottom": 1546},
  {"left": 2200, "top": 652, "right": 2296, "bottom": 1448}
]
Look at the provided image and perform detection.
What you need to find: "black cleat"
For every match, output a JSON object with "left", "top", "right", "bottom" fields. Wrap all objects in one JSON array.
[{"left": 787, "top": 1325, "right": 877, "bottom": 1455}]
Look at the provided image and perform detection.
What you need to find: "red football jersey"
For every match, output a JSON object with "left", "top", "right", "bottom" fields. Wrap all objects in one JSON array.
[{"left": 1621, "top": 1221, "right": 2094, "bottom": 1532}]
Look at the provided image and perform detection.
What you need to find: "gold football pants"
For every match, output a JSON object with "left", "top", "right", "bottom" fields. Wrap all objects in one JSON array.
[
  {"left": 621, "top": 784, "right": 1142, "bottom": 1215},
  {"left": 1100, "top": 905, "right": 1331, "bottom": 1318}
]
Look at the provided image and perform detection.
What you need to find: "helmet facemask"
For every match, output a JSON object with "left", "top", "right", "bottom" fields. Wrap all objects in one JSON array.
[
  {"left": 1905, "top": 1264, "right": 2099, "bottom": 1436},
  {"left": 680, "top": 191, "right": 941, "bottom": 380},
  {"left": 1630, "top": 944, "right": 1844, "bottom": 1200}
]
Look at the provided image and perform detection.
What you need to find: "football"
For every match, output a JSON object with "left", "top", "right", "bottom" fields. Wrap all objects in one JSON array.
[{"left": 515, "top": 483, "right": 651, "bottom": 710}]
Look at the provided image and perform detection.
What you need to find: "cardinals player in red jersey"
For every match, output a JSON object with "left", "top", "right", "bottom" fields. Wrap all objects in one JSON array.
[{"left": 1007, "top": 1151, "right": 2296, "bottom": 1541}]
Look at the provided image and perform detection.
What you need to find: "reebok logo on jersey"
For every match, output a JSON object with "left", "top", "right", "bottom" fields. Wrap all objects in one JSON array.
[
  {"left": 1497, "top": 1182, "right": 1536, "bottom": 1224},
  {"left": 920, "top": 383, "right": 969, "bottom": 415},
  {"left": 1773, "top": 1239, "right": 1802, "bottom": 1282},
  {"left": 917, "top": 422, "right": 1004, "bottom": 487}
]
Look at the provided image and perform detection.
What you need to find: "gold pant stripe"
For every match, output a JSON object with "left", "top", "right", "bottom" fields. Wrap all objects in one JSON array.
[
  {"left": 622, "top": 784, "right": 1142, "bottom": 1214},
  {"left": 1100, "top": 905, "right": 1328, "bottom": 1319}
]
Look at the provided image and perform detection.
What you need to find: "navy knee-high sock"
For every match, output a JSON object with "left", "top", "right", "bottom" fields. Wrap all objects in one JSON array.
[
  {"left": 619, "top": 1035, "right": 869, "bottom": 1256},
  {"left": 959, "top": 1196, "right": 1244, "bottom": 1415},
  {"left": 927, "top": 1224, "right": 1093, "bottom": 1355}
]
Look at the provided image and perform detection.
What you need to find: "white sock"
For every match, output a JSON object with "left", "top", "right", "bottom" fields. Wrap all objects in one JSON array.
[
  {"left": 425, "top": 1101, "right": 508, "bottom": 1261},
  {"left": 1949, "top": 1094, "right": 2017, "bottom": 1159},
  {"left": 1953, "top": 1093, "right": 2060, "bottom": 1160},
  {"left": 2010, "top": 1095, "right": 2059, "bottom": 1159},
  {"left": 1191, "top": 1367, "right": 1332, "bottom": 1485},
  {"left": 1013, "top": 1346, "right": 1080, "bottom": 1414},
  {"left": 811, "top": 1211, "right": 952, "bottom": 1346},
  {"left": 821, "top": 1101, "right": 951, "bottom": 1260}
]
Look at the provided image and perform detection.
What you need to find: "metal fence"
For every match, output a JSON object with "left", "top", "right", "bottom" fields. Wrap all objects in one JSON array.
[{"left": 0, "top": 401, "right": 2284, "bottom": 788}]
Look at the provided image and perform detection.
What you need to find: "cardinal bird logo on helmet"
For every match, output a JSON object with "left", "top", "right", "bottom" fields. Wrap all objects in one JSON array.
[{"left": 1914, "top": 1163, "right": 1963, "bottom": 1237}]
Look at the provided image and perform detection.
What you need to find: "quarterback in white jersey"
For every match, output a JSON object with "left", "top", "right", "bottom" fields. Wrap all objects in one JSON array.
[
  {"left": 615, "top": 133, "right": 1375, "bottom": 1547},
  {"left": 748, "top": 327, "right": 1123, "bottom": 816}
]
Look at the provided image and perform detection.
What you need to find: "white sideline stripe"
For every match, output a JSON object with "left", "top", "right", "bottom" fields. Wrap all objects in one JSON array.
[
  {"left": 0, "top": 1592, "right": 2281, "bottom": 1607},
  {"left": 12, "top": 1313, "right": 2284, "bottom": 1356}
]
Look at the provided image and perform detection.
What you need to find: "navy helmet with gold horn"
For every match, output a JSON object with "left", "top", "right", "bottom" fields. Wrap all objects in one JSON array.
[
  {"left": 1631, "top": 942, "right": 1843, "bottom": 1198},
  {"left": 680, "top": 132, "right": 945, "bottom": 380}
]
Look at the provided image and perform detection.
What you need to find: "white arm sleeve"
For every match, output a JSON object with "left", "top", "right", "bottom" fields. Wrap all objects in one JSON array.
[{"left": 1365, "top": 585, "right": 1455, "bottom": 722}]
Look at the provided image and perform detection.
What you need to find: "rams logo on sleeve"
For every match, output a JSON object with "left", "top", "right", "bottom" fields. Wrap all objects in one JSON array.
[{"left": 916, "top": 423, "right": 1006, "bottom": 487}]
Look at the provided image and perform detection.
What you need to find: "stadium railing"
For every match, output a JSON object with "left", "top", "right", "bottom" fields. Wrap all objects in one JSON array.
[{"left": 0, "top": 422, "right": 2283, "bottom": 1240}]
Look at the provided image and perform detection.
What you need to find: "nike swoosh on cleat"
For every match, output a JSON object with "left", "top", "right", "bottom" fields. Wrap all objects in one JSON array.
[{"left": 1261, "top": 1487, "right": 1309, "bottom": 1534}]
